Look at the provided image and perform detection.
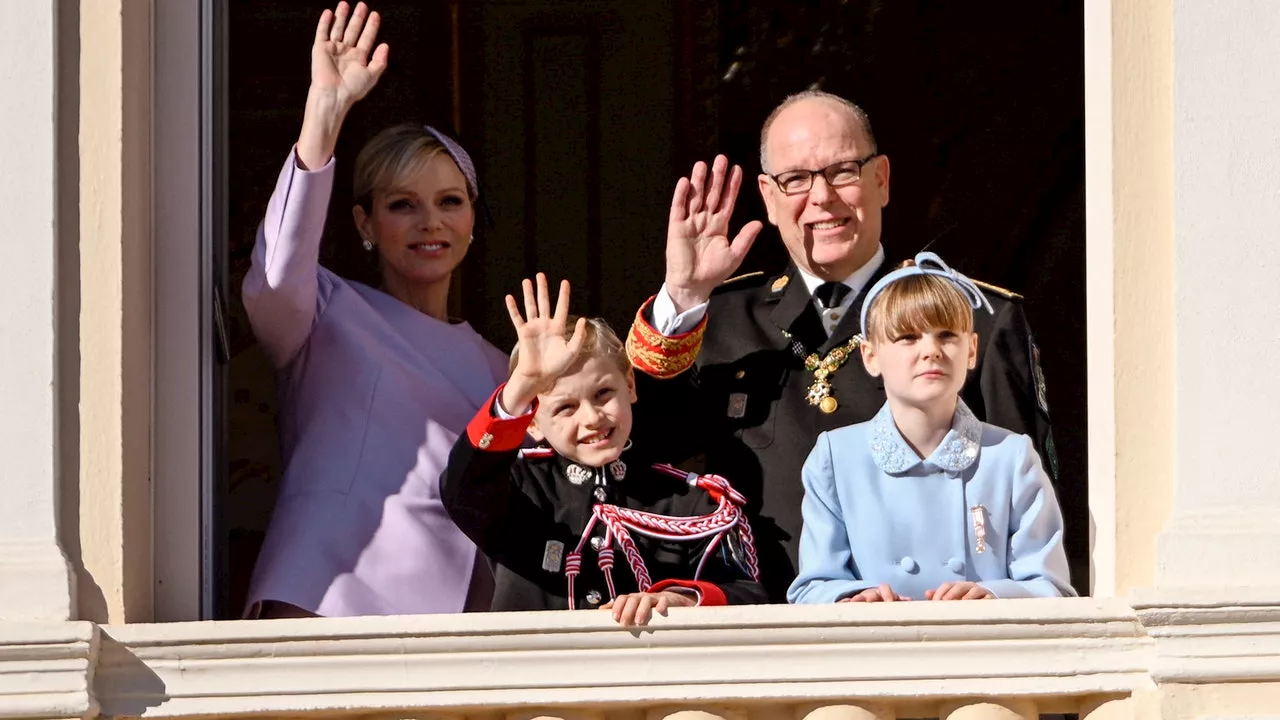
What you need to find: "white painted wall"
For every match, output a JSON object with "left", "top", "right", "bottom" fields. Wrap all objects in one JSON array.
[
  {"left": 0, "top": 0, "right": 74, "bottom": 620},
  {"left": 1161, "top": 0, "right": 1280, "bottom": 586}
]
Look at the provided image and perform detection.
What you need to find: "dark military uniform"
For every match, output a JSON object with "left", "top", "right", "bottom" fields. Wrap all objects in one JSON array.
[
  {"left": 628, "top": 259, "right": 1056, "bottom": 602},
  {"left": 441, "top": 391, "right": 767, "bottom": 611}
]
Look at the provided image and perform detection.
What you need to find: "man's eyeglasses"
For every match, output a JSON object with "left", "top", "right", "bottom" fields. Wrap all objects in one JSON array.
[{"left": 767, "top": 153, "right": 880, "bottom": 196}]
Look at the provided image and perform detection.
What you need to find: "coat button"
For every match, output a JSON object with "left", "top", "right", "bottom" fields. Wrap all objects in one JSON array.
[
  {"left": 585, "top": 590, "right": 602, "bottom": 605},
  {"left": 898, "top": 556, "right": 919, "bottom": 573},
  {"left": 946, "top": 557, "right": 965, "bottom": 574},
  {"left": 590, "top": 536, "right": 606, "bottom": 551}
]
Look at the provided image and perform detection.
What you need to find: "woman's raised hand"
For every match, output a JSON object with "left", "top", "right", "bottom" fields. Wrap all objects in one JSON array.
[
  {"left": 296, "top": 2, "right": 390, "bottom": 170},
  {"left": 501, "top": 274, "right": 588, "bottom": 414},
  {"left": 311, "top": 2, "right": 389, "bottom": 107}
]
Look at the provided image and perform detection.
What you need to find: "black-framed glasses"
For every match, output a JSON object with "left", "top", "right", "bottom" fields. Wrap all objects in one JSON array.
[{"left": 768, "top": 153, "right": 880, "bottom": 196}]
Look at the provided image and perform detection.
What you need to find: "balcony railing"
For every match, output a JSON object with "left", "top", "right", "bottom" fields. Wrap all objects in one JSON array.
[{"left": 5, "top": 594, "right": 1279, "bottom": 720}]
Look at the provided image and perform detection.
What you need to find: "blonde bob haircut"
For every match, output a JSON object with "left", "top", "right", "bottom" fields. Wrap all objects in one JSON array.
[
  {"left": 353, "top": 124, "right": 469, "bottom": 212},
  {"left": 863, "top": 273, "right": 975, "bottom": 343},
  {"left": 508, "top": 316, "right": 631, "bottom": 380}
]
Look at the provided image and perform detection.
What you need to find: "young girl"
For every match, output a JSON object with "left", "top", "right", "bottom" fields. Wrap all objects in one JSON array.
[
  {"left": 442, "top": 274, "right": 766, "bottom": 625},
  {"left": 787, "top": 253, "right": 1075, "bottom": 603}
]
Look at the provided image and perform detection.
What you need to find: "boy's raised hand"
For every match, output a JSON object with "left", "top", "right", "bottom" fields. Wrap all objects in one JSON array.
[{"left": 502, "top": 274, "right": 588, "bottom": 413}]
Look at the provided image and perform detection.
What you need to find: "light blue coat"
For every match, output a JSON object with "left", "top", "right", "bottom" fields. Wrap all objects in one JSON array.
[{"left": 787, "top": 400, "right": 1075, "bottom": 603}]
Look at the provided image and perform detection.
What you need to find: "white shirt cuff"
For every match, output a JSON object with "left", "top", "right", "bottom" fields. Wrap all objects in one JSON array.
[
  {"left": 654, "top": 284, "right": 709, "bottom": 336},
  {"left": 493, "top": 392, "right": 534, "bottom": 420}
]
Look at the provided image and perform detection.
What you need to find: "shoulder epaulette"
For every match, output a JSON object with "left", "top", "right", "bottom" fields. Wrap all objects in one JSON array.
[
  {"left": 517, "top": 447, "right": 556, "bottom": 460},
  {"left": 710, "top": 271, "right": 766, "bottom": 296},
  {"left": 971, "top": 278, "right": 1023, "bottom": 302}
]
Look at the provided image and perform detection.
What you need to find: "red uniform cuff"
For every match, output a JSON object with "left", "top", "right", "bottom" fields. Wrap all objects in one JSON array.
[
  {"left": 465, "top": 384, "right": 537, "bottom": 452},
  {"left": 649, "top": 579, "right": 727, "bottom": 607},
  {"left": 625, "top": 296, "right": 707, "bottom": 379}
]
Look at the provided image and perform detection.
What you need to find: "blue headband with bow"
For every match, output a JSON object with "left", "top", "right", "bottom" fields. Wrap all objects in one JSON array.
[{"left": 858, "top": 251, "right": 994, "bottom": 339}]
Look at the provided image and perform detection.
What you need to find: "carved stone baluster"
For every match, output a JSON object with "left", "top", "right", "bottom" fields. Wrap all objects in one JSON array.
[
  {"left": 509, "top": 712, "right": 605, "bottom": 720},
  {"left": 939, "top": 699, "right": 1037, "bottom": 720},
  {"left": 795, "top": 702, "right": 895, "bottom": 720},
  {"left": 650, "top": 708, "right": 747, "bottom": 720}
]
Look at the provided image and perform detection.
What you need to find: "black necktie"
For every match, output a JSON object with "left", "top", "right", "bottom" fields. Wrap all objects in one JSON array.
[{"left": 814, "top": 281, "right": 850, "bottom": 309}]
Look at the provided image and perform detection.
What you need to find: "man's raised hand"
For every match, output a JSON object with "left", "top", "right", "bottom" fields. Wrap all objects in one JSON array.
[{"left": 664, "top": 155, "right": 764, "bottom": 312}]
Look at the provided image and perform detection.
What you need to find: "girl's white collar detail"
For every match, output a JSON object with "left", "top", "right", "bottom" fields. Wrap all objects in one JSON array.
[{"left": 868, "top": 398, "right": 982, "bottom": 474}]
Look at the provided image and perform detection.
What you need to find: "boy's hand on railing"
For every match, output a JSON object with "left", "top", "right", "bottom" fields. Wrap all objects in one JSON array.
[{"left": 603, "top": 591, "right": 697, "bottom": 627}]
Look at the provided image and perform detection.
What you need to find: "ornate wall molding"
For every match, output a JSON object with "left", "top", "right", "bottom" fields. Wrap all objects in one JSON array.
[{"left": 0, "top": 621, "right": 98, "bottom": 720}]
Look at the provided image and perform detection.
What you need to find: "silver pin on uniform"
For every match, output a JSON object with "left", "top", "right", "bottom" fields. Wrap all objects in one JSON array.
[{"left": 542, "top": 540, "right": 565, "bottom": 572}]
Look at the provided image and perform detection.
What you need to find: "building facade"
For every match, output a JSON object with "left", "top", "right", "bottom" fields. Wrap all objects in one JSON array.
[{"left": 3, "top": 0, "right": 1280, "bottom": 718}]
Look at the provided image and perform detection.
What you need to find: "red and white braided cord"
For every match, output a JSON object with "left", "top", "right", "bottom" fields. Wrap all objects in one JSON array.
[{"left": 562, "top": 466, "right": 761, "bottom": 606}]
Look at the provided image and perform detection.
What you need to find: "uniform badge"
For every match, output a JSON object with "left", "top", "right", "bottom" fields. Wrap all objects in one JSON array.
[
  {"left": 607, "top": 459, "right": 626, "bottom": 480},
  {"left": 1029, "top": 338, "right": 1049, "bottom": 415},
  {"left": 566, "top": 464, "right": 591, "bottom": 485},
  {"left": 542, "top": 540, "right": 565, "bottom": 572},
  {"left": 727, "top": 392, "right": 748, "bottom": 419},
  {"left": 770, "top": 275, "right": 789, "bottom": 293}
]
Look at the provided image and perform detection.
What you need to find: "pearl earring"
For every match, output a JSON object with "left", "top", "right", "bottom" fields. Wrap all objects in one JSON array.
[{"left": 362, "top": 238, "right": 374, "bottom": 251}]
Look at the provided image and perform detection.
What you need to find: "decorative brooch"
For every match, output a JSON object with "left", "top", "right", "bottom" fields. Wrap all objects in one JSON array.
[
  {"left": 608, "top": 459, "right": 627, "bottom": 480},
  {"left": 798, "top": 335, "right": 862, "bottom": 414},
  {"left": 566, "top": 464, "right": 591, "bottom": 485},
  {"left": 971, "top": 504, "right": 988, "bottom": 554}
]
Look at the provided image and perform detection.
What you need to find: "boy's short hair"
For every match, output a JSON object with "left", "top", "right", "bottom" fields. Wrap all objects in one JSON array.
[
  {"left": 508, "top": 316, "right": 631, "bottom": 379},
  {"left": 865, "top": 273, "right": 974, "bottom": 342}
]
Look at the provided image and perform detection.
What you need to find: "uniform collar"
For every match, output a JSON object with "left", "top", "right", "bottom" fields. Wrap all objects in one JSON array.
[
  {"left": 868, "top": 398, "right": 982, "bottom": 474},
  {"left": 557, "top": 442, "right": 637, "bottom": 485},
  {"left": 767, "top": 248, "right": 891, "bottom": 353},
  {"left": 794, "top": 245, "right": 886, "bottom": 308}
]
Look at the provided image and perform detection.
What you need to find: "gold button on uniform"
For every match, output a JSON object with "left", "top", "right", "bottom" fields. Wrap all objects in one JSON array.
[
  {"left": 734, "top": 370, "right": 746, "bottom": 380},
  {"left": 478, "top": 433, "right": 493, "bottom": 449}
]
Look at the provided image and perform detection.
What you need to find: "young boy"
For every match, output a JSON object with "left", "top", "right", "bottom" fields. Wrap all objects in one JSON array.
[{"left": 442, "top": 274, "right": 765, "bottom": 625}]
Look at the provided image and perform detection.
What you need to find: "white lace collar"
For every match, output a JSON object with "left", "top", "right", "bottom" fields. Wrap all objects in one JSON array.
[{"left": 868, "top": 398, "right": 982, "bottom": 474}]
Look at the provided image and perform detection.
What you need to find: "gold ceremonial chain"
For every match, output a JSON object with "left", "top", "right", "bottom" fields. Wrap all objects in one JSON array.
[{"left": 782, "top": 331, "right": 861, "bottom": 414}]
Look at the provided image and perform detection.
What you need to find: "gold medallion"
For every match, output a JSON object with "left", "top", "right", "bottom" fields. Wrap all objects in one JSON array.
[{"left": 800, "top": 335, "right": 861, "bottom": 413}]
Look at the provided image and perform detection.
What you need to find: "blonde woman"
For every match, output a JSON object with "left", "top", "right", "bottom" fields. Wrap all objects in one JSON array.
[{"left": 243, "top": 1, "right": 506, "bottom": 618}]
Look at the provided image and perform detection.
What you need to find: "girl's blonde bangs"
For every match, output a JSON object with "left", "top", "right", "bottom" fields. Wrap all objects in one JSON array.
[{"left": 866, "top": 274, "right": 974, "bottom": 341}]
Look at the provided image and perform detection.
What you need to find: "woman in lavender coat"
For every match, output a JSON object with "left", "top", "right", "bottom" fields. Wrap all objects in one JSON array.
[{"left": 242, "top": 1, "right": 507, "bottom": 618}]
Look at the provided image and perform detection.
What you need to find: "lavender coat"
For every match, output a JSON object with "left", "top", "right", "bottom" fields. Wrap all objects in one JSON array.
[{"left": 243, "top": 150, "right": 508, "bottom": 617}]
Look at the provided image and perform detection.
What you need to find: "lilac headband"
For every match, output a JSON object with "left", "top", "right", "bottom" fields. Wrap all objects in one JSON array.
[{"left": 423, "top": 125, "right": 479, "bottom": 201}]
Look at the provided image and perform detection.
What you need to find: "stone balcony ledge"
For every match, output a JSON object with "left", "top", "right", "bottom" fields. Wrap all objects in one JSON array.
[{"left": 5, "top": 594, "right": 1280, "bottom": 719}]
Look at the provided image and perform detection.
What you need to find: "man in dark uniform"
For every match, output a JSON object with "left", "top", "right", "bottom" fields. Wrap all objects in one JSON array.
[{"left": 626, "top": 90, "right": 1058, "bottom": 602}]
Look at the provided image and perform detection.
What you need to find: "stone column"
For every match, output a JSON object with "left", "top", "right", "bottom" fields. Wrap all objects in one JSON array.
[
  {"left": 0, "top": 0, "right": 76, "bottom": 622},
  {"left": 1154, "top": 0, "right": 1280, "bottom": 591}
]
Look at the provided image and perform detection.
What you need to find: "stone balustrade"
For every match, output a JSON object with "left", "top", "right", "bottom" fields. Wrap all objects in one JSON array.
[{"left": 4, "top": 595, "right": 1279, "bottom": 719}]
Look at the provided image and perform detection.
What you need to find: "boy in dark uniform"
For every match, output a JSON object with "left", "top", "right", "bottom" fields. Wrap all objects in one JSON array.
[
  {"left": 625, "top": 90, "right": 1063, "bottom": 602},
  {"left": 442, "top": 274, "right": 765, "bottom": 626}
]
